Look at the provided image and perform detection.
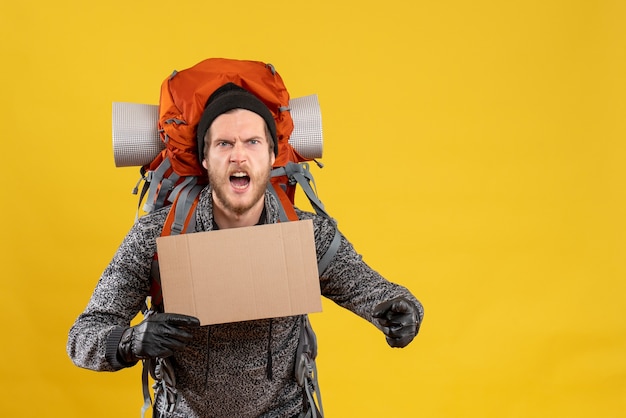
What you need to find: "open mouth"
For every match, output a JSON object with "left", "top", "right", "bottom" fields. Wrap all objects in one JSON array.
[{"left": 230, "top": 171, "right": 250, "bottom": 190}]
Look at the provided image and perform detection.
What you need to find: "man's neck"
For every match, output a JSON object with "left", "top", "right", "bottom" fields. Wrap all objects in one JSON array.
[{"left": 212, "top": 195, "right": 266, "bottom": 229}]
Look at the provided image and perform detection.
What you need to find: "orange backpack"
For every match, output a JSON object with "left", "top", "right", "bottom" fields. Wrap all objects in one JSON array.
[{"left": 138, "top": 58, "right": 319, "bottom": 237}]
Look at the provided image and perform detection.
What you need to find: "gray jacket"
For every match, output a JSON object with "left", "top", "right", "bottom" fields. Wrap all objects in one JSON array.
[{"left": 67, "top": 186, "right": 423, "bottom": 417}]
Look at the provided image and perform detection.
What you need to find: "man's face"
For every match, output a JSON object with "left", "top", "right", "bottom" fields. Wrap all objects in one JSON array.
[{"left": 202, "top": 109, "right": 275, "bottom": 218}]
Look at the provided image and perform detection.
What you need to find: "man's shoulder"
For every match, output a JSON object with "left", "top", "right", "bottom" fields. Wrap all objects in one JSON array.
[
  {"left": 132, "top": 206, "right": 172, "bottom": 236},
  {"left": 294, "top": 208, "right": 336, "bottom": 234},
  {"left": 294, "top": 207, "right": 319, "bottom": 223}
]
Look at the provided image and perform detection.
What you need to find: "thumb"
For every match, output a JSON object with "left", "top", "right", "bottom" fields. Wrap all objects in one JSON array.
[
  {"left": 373, "top": 297, "right": 413, "bottom": 319},
  {"left": 388, "top": 298, "right": 415, "bottom": 315},
  {"left": 372, "top": 299, "right": 394, "bottom": 319}
]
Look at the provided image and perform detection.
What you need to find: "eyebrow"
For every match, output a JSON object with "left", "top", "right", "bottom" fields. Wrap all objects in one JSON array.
[{"left": 211, "top": 135, "right": 266, "bottom": 144}]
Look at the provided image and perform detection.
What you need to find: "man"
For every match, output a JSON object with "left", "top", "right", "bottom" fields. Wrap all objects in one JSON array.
[{"left": 68, "top": 82, "right": 424, "bottom": 418}]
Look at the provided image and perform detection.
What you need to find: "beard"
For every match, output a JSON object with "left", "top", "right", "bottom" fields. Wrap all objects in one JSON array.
[{"left": 207, "top": 162, "right": 272, "bottom": 217}]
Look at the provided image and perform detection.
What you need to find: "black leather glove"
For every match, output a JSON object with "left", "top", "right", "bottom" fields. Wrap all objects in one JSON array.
[
  {"left": 373, "top": 297, "right": 419, "bottom": 348},
  {"left": 118, "top": 313, "right": 200, "bottom": 364}
]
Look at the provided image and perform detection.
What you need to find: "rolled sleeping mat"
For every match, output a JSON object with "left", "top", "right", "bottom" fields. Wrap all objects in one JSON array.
[{"left": 112, "top": 94, "right": 323, "bottom": 167}]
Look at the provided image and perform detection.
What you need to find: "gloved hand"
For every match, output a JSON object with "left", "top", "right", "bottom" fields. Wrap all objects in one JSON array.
[
  {"left": 118, "top": 313, "right": 200, "bottom": 364},
  {"left": 373, "top": 297, "right": 420, "bottom": 348}
]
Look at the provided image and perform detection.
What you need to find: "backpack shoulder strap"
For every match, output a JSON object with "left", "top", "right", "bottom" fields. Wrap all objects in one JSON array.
[
  {"left": 267, "top": 182, "right": 299, "bottom": 222},
  {"left": 271, "top": 162, "right": 342, "bottom": 275},
  {"left": 273, "top": 162, "right": 332, "bottom": 220},
  {"left": 164, "top": 183, "right": 204, "bottom": 235},
  {"left": 296, "top": 315, "right": 324, "bottom": 418}
]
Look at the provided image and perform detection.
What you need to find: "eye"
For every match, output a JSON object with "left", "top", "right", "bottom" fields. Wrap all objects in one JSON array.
[{"left": 216, "top": 140, "right": 232, "bottom": 147}]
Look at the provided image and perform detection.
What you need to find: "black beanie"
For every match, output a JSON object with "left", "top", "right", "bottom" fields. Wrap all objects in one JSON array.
[{"left": 196, "top": 83, "right": 278, "bottom": 161}]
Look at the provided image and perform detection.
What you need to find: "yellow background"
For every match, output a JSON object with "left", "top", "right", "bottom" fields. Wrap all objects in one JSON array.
[{"left": 1, "top": 0, "right": 625, "bottom": 416}]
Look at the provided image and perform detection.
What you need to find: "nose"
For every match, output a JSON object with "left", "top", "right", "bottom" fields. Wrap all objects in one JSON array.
[{"left": 229, "top": 141, "right": 246, "bottom": 164}]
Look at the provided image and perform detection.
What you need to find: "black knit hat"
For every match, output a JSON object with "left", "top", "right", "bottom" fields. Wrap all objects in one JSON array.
[{"left": 196, "top": 83, "right": 278, "bottom": 161}]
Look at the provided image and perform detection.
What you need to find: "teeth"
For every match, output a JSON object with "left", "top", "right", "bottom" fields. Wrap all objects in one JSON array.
[{"left": 231, "top": 172, "right": 248, "bottom": 177}]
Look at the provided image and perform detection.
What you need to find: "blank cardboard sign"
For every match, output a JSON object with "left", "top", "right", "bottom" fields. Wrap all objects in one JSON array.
[{"left": 156, "top": 220, "right": 322, "bottom": 325}]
